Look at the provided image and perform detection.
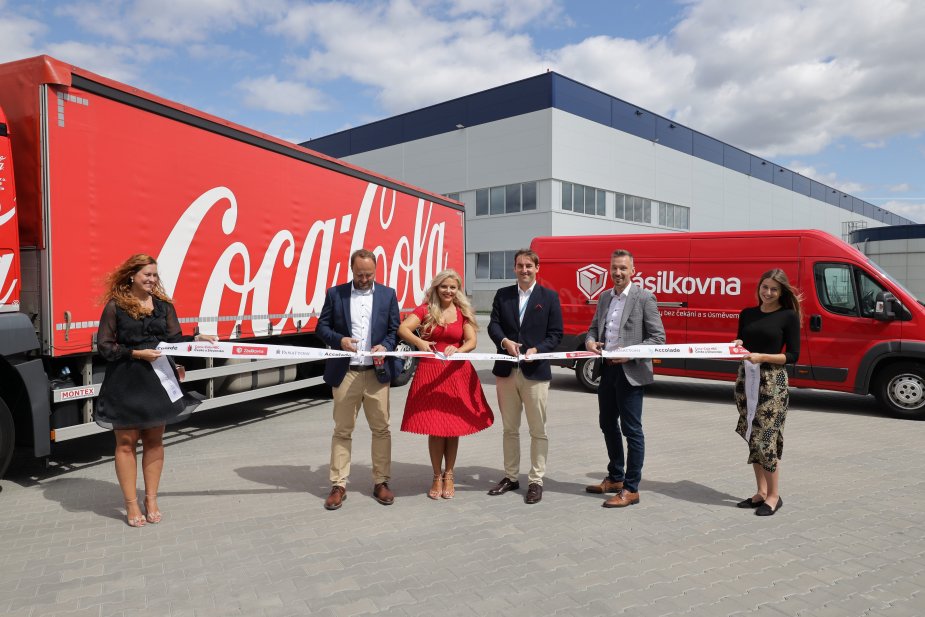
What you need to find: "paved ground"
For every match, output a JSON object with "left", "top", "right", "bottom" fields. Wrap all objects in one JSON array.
[{"left": 2, "top": 325, "right": 925, "bottom": 616}]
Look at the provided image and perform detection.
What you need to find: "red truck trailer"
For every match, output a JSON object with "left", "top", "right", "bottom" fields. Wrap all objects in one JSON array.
[
  {"left": 533, "top": 230, "right": 925, "bottom": 419},
  {"left": 0, "top": 55, "right": 465, "bottom": 477}
]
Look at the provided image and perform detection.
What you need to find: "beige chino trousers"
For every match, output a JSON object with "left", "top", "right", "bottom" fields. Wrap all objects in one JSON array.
[
  {"left": 329, "top": 369, "right": 391, "bottom": 487},
  {"left": 496, "top": 367, "right": 549, "bottom": 485}
]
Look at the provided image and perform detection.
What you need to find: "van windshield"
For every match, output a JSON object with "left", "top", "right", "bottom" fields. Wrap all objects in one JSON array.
[{"left": 867, "top": 258, "right": 924, "bottom": 306}]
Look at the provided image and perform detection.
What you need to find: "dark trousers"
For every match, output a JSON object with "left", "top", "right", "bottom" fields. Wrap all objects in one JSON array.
[{"left": 597, "top": 363, "right": 645, "bottom": 492}]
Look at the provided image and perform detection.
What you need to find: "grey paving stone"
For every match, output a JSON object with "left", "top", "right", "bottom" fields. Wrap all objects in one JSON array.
[{"left": 2, "top": 334, "right": 924, "bottom": 617}]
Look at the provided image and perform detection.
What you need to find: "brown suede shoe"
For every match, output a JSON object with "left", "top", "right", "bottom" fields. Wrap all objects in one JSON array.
[
  {"left": 602, "top": 489, "right": 640, "bottom": 508},
  {"left": 373, "top": 482, "right": 395, "bottom": 505},
  {"left": 585, "top": 479, "right": 624, "bottom": 494},
  {"left": 324, "top": 486, "right": 346, "bottom": 510}
]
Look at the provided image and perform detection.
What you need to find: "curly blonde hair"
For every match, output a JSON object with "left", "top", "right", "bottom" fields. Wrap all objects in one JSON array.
[
  {"left": 100, "top": 254, "right": 173, "bottom": 319},
  {"left": 420, "top": 269, "right": 477, "bottom": 335}
]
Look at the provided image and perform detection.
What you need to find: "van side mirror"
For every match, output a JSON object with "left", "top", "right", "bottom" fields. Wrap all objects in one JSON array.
[{"left": 874, "top": 292, "right": 897, "bottom": 321}]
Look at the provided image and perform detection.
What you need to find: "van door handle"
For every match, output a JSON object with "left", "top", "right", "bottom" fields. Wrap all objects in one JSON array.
[{"left": 810, "top": 314, "right": 822, "bottom": 332}]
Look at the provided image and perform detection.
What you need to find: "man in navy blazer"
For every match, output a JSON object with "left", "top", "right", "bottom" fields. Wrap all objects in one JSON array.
[
  {"left": 487, "top": 249, "right": 563, "bottom": 504},
  {"left": 316, "top": 249, "right": 401, "bottom": 510}
]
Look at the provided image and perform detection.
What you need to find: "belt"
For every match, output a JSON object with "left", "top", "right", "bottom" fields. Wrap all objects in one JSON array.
[{"left": 348, "top": 365, "right": 375, "bottom": 372}]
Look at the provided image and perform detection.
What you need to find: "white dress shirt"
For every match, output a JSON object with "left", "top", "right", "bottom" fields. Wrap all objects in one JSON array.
[
  {"left": 350, "top": 283, "right": 374, "bottom": 366},
  {"left": 603, "top": 285, "right": 631, "bottom": 352}
]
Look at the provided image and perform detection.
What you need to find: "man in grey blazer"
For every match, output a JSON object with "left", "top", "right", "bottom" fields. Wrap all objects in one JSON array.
[{"left": 584, "top": 249, "right": 665, "bottom": 508}]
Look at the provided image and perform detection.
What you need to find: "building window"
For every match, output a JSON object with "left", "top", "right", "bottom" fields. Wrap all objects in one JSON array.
[
  {"left": 622, "top": 195, "right": 651, "bottom": 223},
  {"left": 473, "top": 182, "right": 539, "bottom": 216},
  {"left": 475, "top": 251, "right": 516, "bottom": 279},
  {"left": 505, "top": 184, "right": 521, "bottom": 213},
  {"left": 561, "top": 182, "right": 606, "bottom": 216},
  {"left": 476, "top": 189, "right": 488, "bottom": 216},
  {"left": 658, "top": 202, "right": 690, "bottom": 230},
  {"left": 522, "top": 182, "right": 537, "bottom": 210},
  {"left": 490, "top": 187, "right": 505, "bottom": 215},
  {"left": 445, "top": 192, "right": 459, "bottom": 201}
]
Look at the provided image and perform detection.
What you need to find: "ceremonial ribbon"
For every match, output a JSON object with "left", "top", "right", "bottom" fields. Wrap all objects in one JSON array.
[{"left": 157, "top": 341, "right": 750, "bottom": 362}]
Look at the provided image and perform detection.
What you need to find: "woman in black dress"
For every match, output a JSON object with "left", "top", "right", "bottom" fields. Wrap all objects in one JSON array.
[
  {"left": 732, "top": 269, "right": 801, "bottom": 516},
  {"left": 96, "top": 254, "right": 216, "bottom": 527}
]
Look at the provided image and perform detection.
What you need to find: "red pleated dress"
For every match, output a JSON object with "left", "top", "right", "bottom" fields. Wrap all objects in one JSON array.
[{"left": 400, "top": 305, "right": 494, "bottom": 437}]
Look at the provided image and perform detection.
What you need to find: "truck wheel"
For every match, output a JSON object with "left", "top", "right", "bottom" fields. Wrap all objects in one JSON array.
[
  {"left": 390, "top": 342, "right": 418, "bottom": 387},
  {"left": 576, "top": 358, "right": 600, "bottom": 393},
  {"left": 875, "top": 363, "right": 925, "bottom": 420},
  {"left": 0, "top": 398, "right": 14, "bottom": 478}
]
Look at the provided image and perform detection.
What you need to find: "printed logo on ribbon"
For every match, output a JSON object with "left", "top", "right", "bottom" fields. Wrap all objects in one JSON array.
[
  {"left": 232, "top": 345, "right": 268, "bottom": 356},
  {"left": 576, "top": 264, "right": 608, "bottom": 300}
]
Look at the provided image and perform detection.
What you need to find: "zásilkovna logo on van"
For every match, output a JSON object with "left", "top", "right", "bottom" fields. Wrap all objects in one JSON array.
[
  {"left": 576, "top": 264, "right": 608, "bottom": 300},
  {"left": 576, "top": 265, "right": 741, "bottom": 297},
  {"left": 633, "top": 271, "right": 741, "bottom": 295}
]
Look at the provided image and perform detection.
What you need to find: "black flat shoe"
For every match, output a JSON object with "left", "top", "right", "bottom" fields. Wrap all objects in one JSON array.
[
  {"left": 736, "top": 497, "right": 765, "bottom": 509},
  {"left": 755, "top": 497, "right": 783, "bottom": 516}
]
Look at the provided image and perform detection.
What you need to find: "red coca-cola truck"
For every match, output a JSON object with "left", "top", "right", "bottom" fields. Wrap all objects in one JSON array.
[
  {"left": 0, "top": 55, "right": 465, "bottom": 477},
  {"left": 533, "top": 230, "right": 925, "bottom": 419}
]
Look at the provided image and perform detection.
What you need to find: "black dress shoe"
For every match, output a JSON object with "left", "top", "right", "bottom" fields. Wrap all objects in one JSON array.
[
  {"left": 488, "top": 477, "right": 520, "bottom": 495},
  {"left": 524, "top": 483, "right": 543, "bottom": 504},
  {"left": 755, "top": 497, "right": 782, "bottom": 516},
  {"left": 736, "top": 497, "right": 765, "bottom": 509}
]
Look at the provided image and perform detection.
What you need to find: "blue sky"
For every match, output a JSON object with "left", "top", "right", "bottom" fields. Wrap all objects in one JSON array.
[{"left": 2, "top": 0, "right": 924, "bottom": 222}]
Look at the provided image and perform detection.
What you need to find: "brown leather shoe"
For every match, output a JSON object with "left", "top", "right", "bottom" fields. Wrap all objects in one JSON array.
[
  {"left": 324, "top": 486, "right": 346, "bottom": 510},
  {"left": 524, "top": 483, "right": 543, "bottom": 504},
  {"left": 602, "top": 489, "right": 639, "bottom": 508},
  {"left": 585, "top": 478, "right": 624, "bottom": 494},
  {"left": 487, "top": 477, "right": 520, "bottom": 495},
  {"left": 373, "top": 482, "right": 395, "bottom": 505}
]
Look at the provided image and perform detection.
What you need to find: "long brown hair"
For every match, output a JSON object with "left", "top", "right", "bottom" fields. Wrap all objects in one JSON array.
[
  {"left": 420, "top": 269, "right": 477, "bottom": 335},
  {"left": 756, "top": 268, "right": 803, "bottom": 323},
  {"left": 100, "top": 254, "right": 173, "bottom": 319}
]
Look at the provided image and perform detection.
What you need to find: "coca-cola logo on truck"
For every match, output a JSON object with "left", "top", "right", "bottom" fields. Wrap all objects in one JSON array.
[
  {"left": 156, "top": 183, "right": 450, "bottom": 338},
  {"left": 0, "top": 152, "right": 19, "bottom": 311}
]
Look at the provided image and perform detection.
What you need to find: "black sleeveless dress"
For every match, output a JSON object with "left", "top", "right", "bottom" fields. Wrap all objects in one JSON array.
[{"left": 95, "top": 298, "right": 198, "bottom": 430}]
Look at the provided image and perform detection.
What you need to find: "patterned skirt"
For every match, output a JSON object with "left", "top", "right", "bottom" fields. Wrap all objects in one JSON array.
[{"left": 734, "top": 363, "right": 788, "bottom": 472}]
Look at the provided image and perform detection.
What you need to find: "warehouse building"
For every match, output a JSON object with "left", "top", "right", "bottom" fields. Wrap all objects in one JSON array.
[{"left": 304, "top": 72, "right": 911, "bottom": 306}]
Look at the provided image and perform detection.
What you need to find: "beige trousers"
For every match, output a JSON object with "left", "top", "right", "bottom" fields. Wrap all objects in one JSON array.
[
  {"left": 329, "top": 369, "right": 391, "bottom": 486},
  {"left": 496, "top": 368, "right": 549, "bottom": 485}
]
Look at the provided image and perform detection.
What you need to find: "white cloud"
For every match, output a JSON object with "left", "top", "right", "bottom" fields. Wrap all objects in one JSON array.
[
  {"left": 274, "top": 1, "right": 546, "bottom": 113},
  {"left": 42, "top": 41, "right": 162, "bottom": 83},
  {"left": 57, "top": 0, "right": 286, "bottom": 45},
  {"left": 447, "top": 0, "right": 566, "bottom": 30},
  {"left": 787, "top": 162, "right": 865, "bottom": 194},
  {"left": 875, "top": 200, "right": 925, "bottom": 223},
  {"left": 888, "top": 183, "right": 910, "bottom": 193},
  {"left": 269, "top": 0, "right": 925, "bottom": 160},
  {"left": 237, "top": 75, "right": 328, "bottom": 115},
  {"left": 0, "top": 5, "right": 44, "bottom": 62}
]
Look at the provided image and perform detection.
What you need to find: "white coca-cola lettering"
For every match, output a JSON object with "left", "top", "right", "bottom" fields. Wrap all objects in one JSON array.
[
  {"left": 0, "top": 252, "right": 15, "bottom": 307},
  {"left": 158, "top": 183, "right": 451, "bottom": 337}
]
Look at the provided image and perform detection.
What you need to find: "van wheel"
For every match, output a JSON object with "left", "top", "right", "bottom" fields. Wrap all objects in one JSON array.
[
  {"left": 0, "top": 398, "right": 15, "bottom": 478},
  {"left": 875, "top": 363, "right": 925, "bottom": 420},
  {"left": 390, "top": 342, "right": 418, "bottom": 387},
  {"left": 576, "top": 358, "right": 600, "bottom": 393}
]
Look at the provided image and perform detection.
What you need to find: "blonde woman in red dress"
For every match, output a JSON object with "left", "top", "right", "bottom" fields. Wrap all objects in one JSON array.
[{"left": 399, "top": 269, "right": 494, "bottom": 499}]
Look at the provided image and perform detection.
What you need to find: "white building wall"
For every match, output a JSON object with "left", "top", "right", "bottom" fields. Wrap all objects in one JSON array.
[
  {"left": 858, "top": 238, "right": 925, "bottom": 301},
  {"left": 340, "top": 107, "right": 886, "bottom": 304}
]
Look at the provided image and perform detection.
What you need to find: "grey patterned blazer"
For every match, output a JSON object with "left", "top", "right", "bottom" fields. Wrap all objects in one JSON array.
[{"left": 586, "top": 284, "right": 666, "bottom": 386}]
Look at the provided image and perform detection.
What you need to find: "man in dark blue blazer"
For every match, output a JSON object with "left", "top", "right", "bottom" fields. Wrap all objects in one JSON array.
[
  {"left": 316, "top": 249, "right": 401, "bottom": 510},
  {"left": 487, "top": 249, "right": 563, "bottom": 504}
]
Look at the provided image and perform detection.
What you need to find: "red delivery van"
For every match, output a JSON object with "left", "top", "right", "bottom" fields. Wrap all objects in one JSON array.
[{"left": 533, "top": 230, "right": 925, "bottom": 419}]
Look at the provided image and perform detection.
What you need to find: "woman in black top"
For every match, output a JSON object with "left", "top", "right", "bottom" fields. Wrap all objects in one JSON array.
[
  {"left": 96, "top": 254, "right": 217, "bottom": 527},
  {"left": 732, "top": 269, "right": 801, "bottom": 516}
]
